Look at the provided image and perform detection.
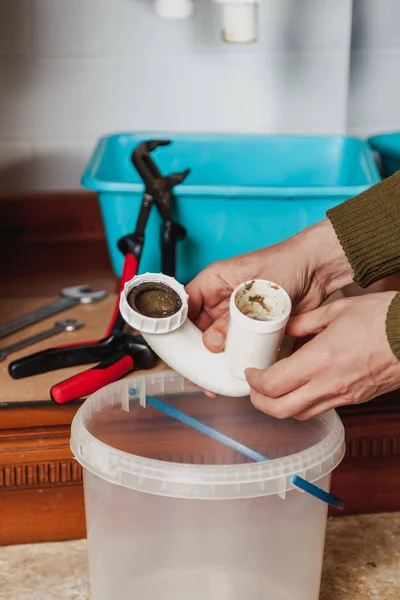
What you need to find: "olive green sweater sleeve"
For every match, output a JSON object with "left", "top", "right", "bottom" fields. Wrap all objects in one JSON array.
[
  {"left": 326, "top": 171, "right": 400, "bottom": 359},
  {"left": 327, "top": 171, "right": 400, "bottom": 288}
]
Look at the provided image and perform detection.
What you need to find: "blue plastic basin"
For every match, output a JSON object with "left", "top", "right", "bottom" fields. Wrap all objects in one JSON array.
[
  {"left": 368, "top": 132, "right": 400, "bottom": 178},
  {"left": 82, "top": 133, "right": 380, "bottom": 283}
]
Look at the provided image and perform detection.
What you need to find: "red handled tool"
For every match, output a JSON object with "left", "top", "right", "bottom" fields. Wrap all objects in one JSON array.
[
  {"left": 9, "top": 333, "right": 156, "bottom": 404},
  {"left": 8, "top": 140, "right": 190, "bottom": 404}
]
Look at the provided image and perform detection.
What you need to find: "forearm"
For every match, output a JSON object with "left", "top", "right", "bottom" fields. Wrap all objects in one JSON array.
[{"left": 298, "top": 219, "right": 354, "bottom": 297}]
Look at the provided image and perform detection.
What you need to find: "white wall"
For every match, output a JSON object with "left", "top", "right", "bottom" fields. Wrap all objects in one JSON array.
[
  {"left": 348, "top": 0, "right": 400, "bottom": 137},
  {"left": 0, "top": 0, "right": 353, "bottom": 191},
  {"left": 8, "top": 1, "right": 400, "bottom": 191}
]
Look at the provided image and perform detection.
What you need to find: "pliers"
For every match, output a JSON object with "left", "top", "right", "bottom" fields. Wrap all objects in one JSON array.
[{"left": 8, "top": 140, "right": 190, "bottom": 404}]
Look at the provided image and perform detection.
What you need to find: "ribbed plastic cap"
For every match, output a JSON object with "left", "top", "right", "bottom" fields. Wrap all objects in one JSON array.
[{"left": 120, "top": 273, "right": 189, "bottom": 334}]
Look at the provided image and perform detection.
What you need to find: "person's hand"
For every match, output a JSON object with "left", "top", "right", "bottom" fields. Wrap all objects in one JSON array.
[
  {"left": 186, "top": 219, "right": 352, "bottom": 355},
  {"left": 245, "top": 292, "right": 400, "bottom": 420}
]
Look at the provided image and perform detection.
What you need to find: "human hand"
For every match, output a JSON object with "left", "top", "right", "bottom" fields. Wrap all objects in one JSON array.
[
  {"left": 245, "top": 292, "right": 400, "bottom": 420},
  {"left": 186, "top": 219, "right": 352, "bottom": 356}
]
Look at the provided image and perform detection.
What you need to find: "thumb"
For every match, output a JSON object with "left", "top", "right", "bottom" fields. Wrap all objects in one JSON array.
[
  {"left": 287, "top": 302, "right": 339, "bottom": 337},
  {"left": 202, "top": 312, "right": 230, "bottom": 353},
  {"left": 244, "top": 367, "right": 266, "bottom": 396}
]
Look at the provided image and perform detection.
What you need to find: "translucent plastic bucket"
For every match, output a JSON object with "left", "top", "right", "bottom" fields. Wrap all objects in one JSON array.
[{"left": 71, "top": 371, "right": 345, "bottom": 600}]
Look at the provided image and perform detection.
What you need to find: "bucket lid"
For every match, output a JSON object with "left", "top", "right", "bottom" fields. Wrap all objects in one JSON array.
[{"left": 70, "top": 371, "right": 345, "bottom": 500}]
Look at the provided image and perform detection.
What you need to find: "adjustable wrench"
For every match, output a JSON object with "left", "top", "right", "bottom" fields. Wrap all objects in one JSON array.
[
  {"left": 0, "top": 319, "right": 84, "bottom": 362},
  {"left": 0, "top": 285, "right": 107, "bottom": 341}
]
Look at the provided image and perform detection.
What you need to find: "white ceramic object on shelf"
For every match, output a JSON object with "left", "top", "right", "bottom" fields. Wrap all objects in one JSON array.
[{"left": 215, "top": 0, "right": 259, "bottom": 43}]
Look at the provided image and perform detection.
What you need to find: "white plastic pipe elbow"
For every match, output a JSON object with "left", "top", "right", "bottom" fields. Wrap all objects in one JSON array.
[
  {"left": 120, "top": 273, "right": 291, "bottom": 398},
  {"left": 214, "top": 0, "right": 259, "bottom": 43}
]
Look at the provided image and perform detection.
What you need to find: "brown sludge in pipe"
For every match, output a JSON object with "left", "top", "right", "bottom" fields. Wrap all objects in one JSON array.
[
  {"left": 127, "top": 282, "right": 182, "bottom": 318},
  {"left": 235, "top": 285, "right": 274, "bottom": 320}
]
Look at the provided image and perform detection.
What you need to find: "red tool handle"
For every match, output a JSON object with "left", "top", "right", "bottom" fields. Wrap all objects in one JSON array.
[
  {"left": 50, "top": 354, "right": 134, "bottom": 404},
  {"left": 105, "top": 254, "right": 139, "bottom": 337}
]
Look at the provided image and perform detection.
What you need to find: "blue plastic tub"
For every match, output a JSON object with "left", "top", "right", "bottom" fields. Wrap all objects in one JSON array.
[
  {"left": 82, "top": 133, "right": 380, "bottom": 283},
  {"left": 368, "top": 132, "right": 400, "bottom": 178}
]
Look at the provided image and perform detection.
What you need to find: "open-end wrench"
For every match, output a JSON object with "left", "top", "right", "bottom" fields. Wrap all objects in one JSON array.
[
  {"left": 0, "top": 319, "right": 84, "bottom": 362},
  {"left": 0, "top": 285, "right": 106, "bottom": 341}
]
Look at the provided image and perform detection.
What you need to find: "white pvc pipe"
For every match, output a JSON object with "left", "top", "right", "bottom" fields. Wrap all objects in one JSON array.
[
  {"left": 214, "top": 0, "right": 259, "bottom": 43},
  {"left": 120, "top": 273, "right": 291, "bottom": 398}
]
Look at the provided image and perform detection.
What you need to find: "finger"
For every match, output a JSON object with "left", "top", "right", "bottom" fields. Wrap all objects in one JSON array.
[
  {"left": 192, "top": 310, "right": 214, "bottom": 332},
  {"left": 186, "top": 267, "right": 231, "bottom": 320},
  {"left": 184, "top": 378, "right": 217, "bottom": 398},
  {"left": 202, "top": 312, "right": 230, "bottom": 353},
  {"left": 192, "top": 298, "right": 230, "bottom": 332},
  {"left": 287, "top": 301, "right": 343, "bottom": 338},
  {"left": 245, "top": 336, "right": 327, "bottom": 398},
  {"left": 293, "top": 397, "right": 346, "bottom": 421},
  {"left": 248, "top": 380, "right": 332, "bottom": 420}
]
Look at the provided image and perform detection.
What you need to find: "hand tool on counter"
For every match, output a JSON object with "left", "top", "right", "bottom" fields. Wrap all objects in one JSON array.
[
  {"left": 9, "top": 333, "right": 157, "bottom": 403},
  {"left": 0, "top": 319, "right": 84, "bottom": 362},
  {"left": 9, "top": 140, "right": 190, "bottom": 404},
  {"left": 9, "top": 332, "right": 148, "bottom": 377},
  {"left": 0, "top": 285, "right": 106, "bottom": 341}
]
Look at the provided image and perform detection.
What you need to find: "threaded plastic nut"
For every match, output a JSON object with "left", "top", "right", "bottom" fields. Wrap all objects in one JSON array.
[{"left": 120, "top": 273, "right": 189, "bottom": 334}]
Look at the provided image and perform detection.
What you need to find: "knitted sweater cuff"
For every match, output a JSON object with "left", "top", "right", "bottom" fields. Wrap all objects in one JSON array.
[
  {"left": 327, "top": 171, "right": 400, "bottom": 288},
  {"left": 386, "top": 293, "right": 400, "bottom": 360}
]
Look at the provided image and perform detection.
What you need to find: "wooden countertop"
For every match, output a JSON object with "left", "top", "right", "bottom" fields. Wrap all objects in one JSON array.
[{"left": 0, "top": 293, "right": 168, "bottom": 404}]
